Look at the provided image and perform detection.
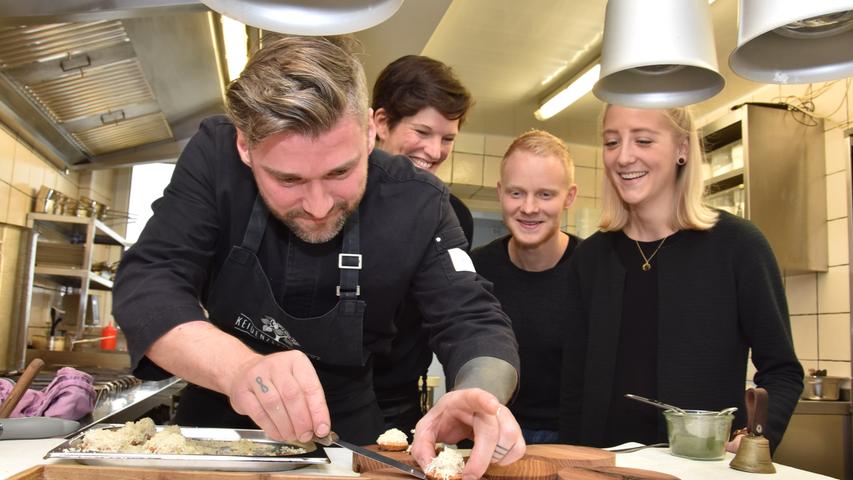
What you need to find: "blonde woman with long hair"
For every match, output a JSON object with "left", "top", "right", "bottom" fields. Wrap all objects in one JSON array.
[{"left": 558, "top": 105, "right": 803, "bottom": 454}]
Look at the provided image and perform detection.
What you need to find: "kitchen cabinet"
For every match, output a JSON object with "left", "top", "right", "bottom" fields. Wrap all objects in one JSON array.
[
  {"left": 701, "top": 104, "right": 827, "bottom": 273},
  {"left": 16, "top": 213, "right": 131, "bottom": 361}
]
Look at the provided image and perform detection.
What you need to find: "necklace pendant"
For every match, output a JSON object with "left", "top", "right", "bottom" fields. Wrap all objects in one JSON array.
[{"left": 642, "top": 262, "right": 651, "bottom": 271}]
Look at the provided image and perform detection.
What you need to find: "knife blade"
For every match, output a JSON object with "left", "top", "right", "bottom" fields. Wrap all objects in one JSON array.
[{"left": 315, "top": 432, "right": 426, "bottom": 479}]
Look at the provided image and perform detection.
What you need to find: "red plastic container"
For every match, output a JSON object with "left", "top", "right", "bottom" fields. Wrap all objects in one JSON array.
[{"left": 100, "top": 325, "right": 117, "bottom": 350}]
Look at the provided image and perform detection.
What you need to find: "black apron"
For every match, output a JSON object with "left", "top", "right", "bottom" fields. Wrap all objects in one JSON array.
[{"left": 175, "top": 195, "right": 383, "bottom": 445}]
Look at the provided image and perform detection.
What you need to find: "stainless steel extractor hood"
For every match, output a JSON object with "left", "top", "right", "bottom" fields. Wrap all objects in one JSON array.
[{"left": 0, "top": 1, "right": 226, "bottom": 170}]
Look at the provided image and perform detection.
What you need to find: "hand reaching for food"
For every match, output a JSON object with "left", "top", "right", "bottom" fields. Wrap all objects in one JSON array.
[
  {"left": 227, "top": 350, "right": 330, "bottom": 443},
  {"left": 411, "top": 388, "right": 525, "bottom": 480}
]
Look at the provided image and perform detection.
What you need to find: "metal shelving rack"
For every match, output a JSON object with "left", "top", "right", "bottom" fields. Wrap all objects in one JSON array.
[
  {"left": 701, "top": 103, "right": 827, "bottom": 274},
  {"left": 22, "top": 212, "right": 131, "bottom": 346}
]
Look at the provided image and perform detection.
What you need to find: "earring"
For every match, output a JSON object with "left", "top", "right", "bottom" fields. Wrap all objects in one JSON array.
[{"left": 677, "top": 157, "right": 686, "bottom": 166}]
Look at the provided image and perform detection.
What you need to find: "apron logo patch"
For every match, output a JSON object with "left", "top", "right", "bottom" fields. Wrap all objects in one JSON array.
[{"left": 234, "top": 313, "right": 301, "bottom": 349}]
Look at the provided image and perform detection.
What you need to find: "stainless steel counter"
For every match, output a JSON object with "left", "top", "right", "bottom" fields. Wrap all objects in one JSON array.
[
  {"left": 794, "top": 398, "right": 851, "bottom": 415},
  {"left": 775, "top": 398, "right": 852, "bottom": 479},
  {"left": 84, "top": 376, "right": 185, "bottom": 425}
]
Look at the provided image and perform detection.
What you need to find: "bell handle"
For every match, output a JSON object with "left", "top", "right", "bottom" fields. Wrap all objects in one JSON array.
[{"left": 745, "top": 387, "right": 769, "bottom": 436}]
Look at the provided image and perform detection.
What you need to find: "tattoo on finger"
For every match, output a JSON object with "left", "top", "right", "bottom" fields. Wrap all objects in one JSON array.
[
  {"left": 255, "top": 376, "right": 270, "bottom": 393},
  {"left": 492, "top": 444, "right": 509, "bottom": 460}
]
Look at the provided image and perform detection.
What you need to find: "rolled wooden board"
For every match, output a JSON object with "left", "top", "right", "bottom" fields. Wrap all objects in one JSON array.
[
  {"left": 361, "top": 467, "right": 421, "bottom": 480},
  {"left": 358, "top": 444, "right": 615, "bottom": 479},
  {"left": 485, "top": 457, "right": 559, "bottom": 480},
  {"left": 363, "top": 458, "right": 559, "bottom": 480},
  {"left": 524, "top": 445, "right": 615, "bottom": 469},
  {"left": 352, "top": 444, "right": 418, "bottom": 473},
  {"left": 558, "top": 466, "right": 680, "bottom": 480}
]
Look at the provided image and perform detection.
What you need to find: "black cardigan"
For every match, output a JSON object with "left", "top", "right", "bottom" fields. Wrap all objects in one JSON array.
[{"left": 559, "top": 211, "right": 803, "bottom": 452}]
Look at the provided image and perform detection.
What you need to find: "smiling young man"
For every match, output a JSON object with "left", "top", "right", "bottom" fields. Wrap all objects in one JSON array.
[
  {"left": 112, "top": 36, "right": 525, "bottom": 478},
  {"left": 470, "top": 130, "right": 580, "bottom": 444}
]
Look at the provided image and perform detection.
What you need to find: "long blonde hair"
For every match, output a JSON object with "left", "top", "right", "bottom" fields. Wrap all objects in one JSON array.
[{"left": 599, "top": 105, "right": 718, "bottom": 231}]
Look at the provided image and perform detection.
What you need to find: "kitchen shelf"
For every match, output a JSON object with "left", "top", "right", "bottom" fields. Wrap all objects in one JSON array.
[
  {"left": 703, "top": 168, "right": 744, "bottom": 195},
  {"left": 16, "top": 213, "right": 131, "bottom": 360},
  {"left": 28, "top": 212, "right": 132, "bottom": 248},
  {"left": 33, "top": 266, "right": 114, "bottom": 290},
  {"left": 701, "top": 104, "right": 827, "bottom": 273}
]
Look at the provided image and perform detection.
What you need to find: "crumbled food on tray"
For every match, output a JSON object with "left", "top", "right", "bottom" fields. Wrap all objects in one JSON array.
[
  {"left": 72, "top": 418, "right": 307, "bottom": 456},
  {"left": 144, "top": 426, "right": 202, "bottom": 454},
  {"left": 77, "top": 418, "right": 156, "bottom": 452}
]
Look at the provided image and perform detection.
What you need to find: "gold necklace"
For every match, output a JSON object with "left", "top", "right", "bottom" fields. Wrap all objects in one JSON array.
[{"left": 635, "top": 236, "right": 668, "bottom": 271}]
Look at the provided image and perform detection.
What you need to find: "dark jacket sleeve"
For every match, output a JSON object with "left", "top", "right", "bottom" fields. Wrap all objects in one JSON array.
[
  {"left": 112, "top": 120, "right": 226, "bottom": 379},
  {"left": 733, "top": 220, "right": 804, "bottom": 451},
  {"left": 409, "top": 190, "right": 519, "bottom": 388}
]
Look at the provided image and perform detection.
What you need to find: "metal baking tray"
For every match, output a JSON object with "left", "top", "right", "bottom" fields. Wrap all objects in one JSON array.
[{"left": 44, "top": 424, "right": 329, "bottom": 471}]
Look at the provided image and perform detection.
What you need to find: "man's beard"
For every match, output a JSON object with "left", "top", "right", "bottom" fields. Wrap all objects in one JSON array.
[
  {"left": 262, "top": 178, "right": 365, "bottom": 244},
  {"left": 278, "top": 202, "right": 353, "bottom": 243}
]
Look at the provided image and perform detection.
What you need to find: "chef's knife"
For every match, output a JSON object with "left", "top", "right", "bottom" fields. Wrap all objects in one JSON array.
[{"left": 315, "top": 432, "right": 426, "bottom": 479}]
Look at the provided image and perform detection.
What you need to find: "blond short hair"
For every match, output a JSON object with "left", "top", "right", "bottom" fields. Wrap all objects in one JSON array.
[
  {"left": 599, "top": 105, "right": 718, "bottom": 232},
  {"left": 225, "top": 35, "right": 368, "bottom": 146},
  {"left": 502, "top": 130, "right": 575, "bottom": 187}
]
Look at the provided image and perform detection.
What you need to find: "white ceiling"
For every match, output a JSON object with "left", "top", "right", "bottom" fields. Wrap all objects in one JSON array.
[
  {"left": 0, "top": 0, "right": 772, "bottom": 168},
  {"left": 356, "top": 0, "right": 767, "bottom": 146}
]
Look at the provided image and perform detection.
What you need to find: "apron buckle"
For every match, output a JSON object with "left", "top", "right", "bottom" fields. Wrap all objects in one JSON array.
[
  {"left": 336, "top": 284, "right": 361, "bottom": 296},
  {"left": 338, "top": 253, "right": 362, "bottom": 269}
]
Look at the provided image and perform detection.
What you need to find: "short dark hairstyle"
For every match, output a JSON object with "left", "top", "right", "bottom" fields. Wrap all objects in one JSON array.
[{"left": 371, "top": 55, "right": 473, "bottom": 130}]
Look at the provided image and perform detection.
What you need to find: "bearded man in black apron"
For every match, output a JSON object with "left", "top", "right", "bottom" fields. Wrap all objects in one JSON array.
[{"left": 113, "top": 35, "right": 524, "bottom": 479}]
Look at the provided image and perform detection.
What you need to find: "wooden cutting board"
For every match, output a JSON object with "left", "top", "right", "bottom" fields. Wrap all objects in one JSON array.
[
  {"left": 558, "top": 466, "right": 680, "bottom": 480},
  {"left": 524, "top": 445, "right": 615, "bottom": 468},
  {"left": 357, "top": 444, "right": 616, "bottom": 479},
  {"left": 485, "top": 458, "right": 559, "bottom": 480},
  {"left": 363, "top": 458, "right": 560, "bottom": 480},
  {"left": 360, "top": 467, "right": 420, "bottom": 480},
  {"left": 355, "top": 444, "right": 616, "bottom": 474},
  {"left": 9, "top": 464, "right": 357, "bottom": 479},
  {"left": 352, "top": 444, "right": 419, "bottom": 473}
]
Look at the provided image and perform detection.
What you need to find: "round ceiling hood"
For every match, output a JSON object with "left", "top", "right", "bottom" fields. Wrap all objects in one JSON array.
[
  {"left": 593, "top": 0, "right": 724, "bottom": 108},
  {"left": 200, "top": 0, "right": 405, "bottom": 35},
  {"left": 729, "top": 1, "right": 853, "bottom": 84}
]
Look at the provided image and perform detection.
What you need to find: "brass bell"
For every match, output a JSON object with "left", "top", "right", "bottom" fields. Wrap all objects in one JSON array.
[
  {"left": 730, "top": 434, "right": 776, "bottom": 474},
  {"left": 730, "top": 387, "right": 776, "bottom": 474}
]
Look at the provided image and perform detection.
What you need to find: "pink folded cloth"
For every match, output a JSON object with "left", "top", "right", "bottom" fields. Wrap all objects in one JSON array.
[{"left": 0, "top": 367, "right": 95, "bottom": 420}]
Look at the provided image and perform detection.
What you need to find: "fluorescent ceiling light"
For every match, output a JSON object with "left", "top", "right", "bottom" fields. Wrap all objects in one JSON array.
[
  {"left": 534, "top": 63, "right": 600, "bottom": 121},
  {"left": 221, "top": 15, "right": 248, "bottom": 82}
]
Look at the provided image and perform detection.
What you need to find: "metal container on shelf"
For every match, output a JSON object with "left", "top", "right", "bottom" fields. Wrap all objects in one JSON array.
[
  {"left": 802, "top": 375, "right": 844, "bottom": 401},
  {"left": 34, "top": 186, "right": 58, "bottom": 214}
]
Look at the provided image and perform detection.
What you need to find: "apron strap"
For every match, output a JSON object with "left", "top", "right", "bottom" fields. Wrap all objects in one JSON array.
[
  {"left": 241, "top": 194, "right": 270, "bottom": 252},
  {"left": 337, "top": 209, "right": 361, "bottom": 300},
  {"left": 242, "top": 194, "right": 361, "bottom": 300}
]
